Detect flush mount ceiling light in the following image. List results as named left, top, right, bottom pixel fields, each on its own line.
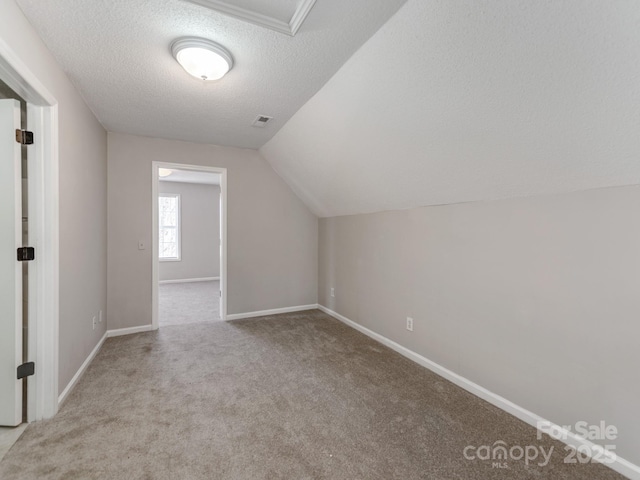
left=158, top=168, right=173, bottom=177
left=171, top=37, right=233, bottom=81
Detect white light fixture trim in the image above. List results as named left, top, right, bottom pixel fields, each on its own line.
left=158, top=168, right=173, bottom=177
left=171, top=37, right=233, bottom=81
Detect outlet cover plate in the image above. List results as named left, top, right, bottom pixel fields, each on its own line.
left=406, top=317, right=413, bottom=332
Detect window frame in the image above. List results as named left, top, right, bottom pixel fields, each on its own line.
left=158, top=193, right=181, bottom=262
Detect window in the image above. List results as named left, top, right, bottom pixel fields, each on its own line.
left=159, top=194, right=181, bottom=261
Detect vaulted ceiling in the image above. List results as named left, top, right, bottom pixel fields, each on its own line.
left=262, top=0, right=640, bottom=217
left=15, top=0, right=406, bottom=148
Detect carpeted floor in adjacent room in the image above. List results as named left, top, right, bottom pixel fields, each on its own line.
left=159, top=280, right=221, bottom=326
left=0, top=310, right=624, bottom=479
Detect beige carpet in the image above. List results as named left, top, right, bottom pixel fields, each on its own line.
left=159, top=280, right=221, bottom=326
left=0, top=310, right=623, bottom=479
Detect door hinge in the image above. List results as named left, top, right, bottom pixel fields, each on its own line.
left=17, top=247, right=35, bottom=262
left=17, top=362, right=35, bottom=380
left=15, top=129, right=34, bottom=145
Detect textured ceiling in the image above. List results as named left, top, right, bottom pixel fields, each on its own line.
left=262, top=0, right=640, bottom=217
left=160, top=170, right=220, bottom=185
left=183, top=0, right=312, bottom=34
left=210, top=0, right=301, bottom=21
left=15, top=0, right=406, bottom=148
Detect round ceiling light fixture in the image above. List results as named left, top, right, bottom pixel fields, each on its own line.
left=158, top=168, right=173, bottom=177
left=171, top=37, right=233, bottom=81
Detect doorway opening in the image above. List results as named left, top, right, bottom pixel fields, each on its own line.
left=152, top=163, right=227, bottom=329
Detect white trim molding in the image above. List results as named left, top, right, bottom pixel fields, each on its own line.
left=182, top=0, right=316, bottom=36
left=0, top=37, right=59, bottom=421
left=159, top=276, right=219, bottom=285
left=58, top=323, right=156, bottom=406
left=152, top=162, right=228, bottom=326
left=107, top=325, right=155, bottom=338
left=226, top=304, right=318, bottom=321
left=57, top=332, right=107, bottom=406
left=317, top=305, right=640, bottom=480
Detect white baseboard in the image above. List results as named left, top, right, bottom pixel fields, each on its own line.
left=58, top=331, right=107, bottom=406
left=107, top=324, right=156, bottom=337
left=159, top=276, right=219, bottom=284
left=226, top=304, right=318, bottom=321
left=57, top=323, right=156, bottom=406
left=317, top=305, right=639, bottom=480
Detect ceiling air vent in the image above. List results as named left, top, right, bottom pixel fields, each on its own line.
left=252, top=115, right=273, bottom=128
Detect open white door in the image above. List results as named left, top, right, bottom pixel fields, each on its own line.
left=0, top=98, right=23, bottom=426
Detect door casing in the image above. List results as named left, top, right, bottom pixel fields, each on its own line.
left=0, top=38, right=60, bottom=421
left=151, top=162, right=228, bottom=328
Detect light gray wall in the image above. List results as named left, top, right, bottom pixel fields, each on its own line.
left=319, top=185, right=640, bottom=466
left=108, top=132, right=318, bottom=329
left=0, top=0, right=107, bottom=391
left=1, top=0, right=108, bottom=392
left=158, top=182, right=220, bottom=281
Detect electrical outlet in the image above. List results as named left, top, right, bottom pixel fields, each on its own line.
left=92, top=316, right=97, bottom=330
left=330, top=288, right=335, bottom=297
left=138, top=240, right=146, bottom=250
left=406, top=317, right=414, bottom=332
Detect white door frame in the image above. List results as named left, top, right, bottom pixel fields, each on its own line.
left=0, top=39, right=60, bottom=421
left=151, top=162, right=227, bottom=327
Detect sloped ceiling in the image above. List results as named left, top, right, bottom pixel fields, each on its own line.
left=15, top=0, right=407, bottom=148
left=160, top=170, right=220, bottom=185
left=261, top=0, right=640, bottom=217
